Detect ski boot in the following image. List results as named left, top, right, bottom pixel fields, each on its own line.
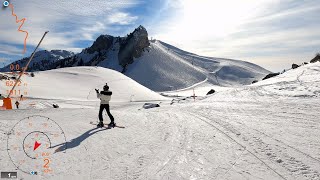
left=108, top=122, right=116, bottom=128
left=97, top=121, right=104, bottom=128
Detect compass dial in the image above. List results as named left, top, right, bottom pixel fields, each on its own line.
left=7, top=115, right=67, bottom=175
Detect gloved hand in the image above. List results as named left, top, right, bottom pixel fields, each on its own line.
left=95, top=89, right=99, bottom=93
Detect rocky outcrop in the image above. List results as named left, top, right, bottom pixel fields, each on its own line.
left=118, top=26, right=150, bottom=71
left=206, top=89, right=216, bottom=95
left=310, top=54, right=320, bottom=63
left=292, top=63, right=299, bottom=69
left=262, top=73, right=280, bottom=80
left=57, top=25, right=150, bottom=72
left=87, top=35, right=114, bottom=54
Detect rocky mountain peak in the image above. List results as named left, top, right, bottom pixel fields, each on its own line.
left=119, top=25, right=150, bottom=70
left=86, top=35, right=114, bottom=54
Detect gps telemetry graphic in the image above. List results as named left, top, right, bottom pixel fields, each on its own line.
left=7, top=115, right=67, bottom=176
left=1, top=1, right=320, bottom=179
left=3, top=1, right=9, bottom=7
left=2, top=0, right=29, bottom=54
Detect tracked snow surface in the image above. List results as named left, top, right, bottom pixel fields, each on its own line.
left=98, top=40, right=271, bottom=91
left=0, top=63, right=320, bottom=180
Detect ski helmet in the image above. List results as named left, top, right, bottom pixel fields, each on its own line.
left=103, top=85, right=109, bottom=91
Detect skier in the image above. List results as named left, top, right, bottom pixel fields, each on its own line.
left=15, top=101, right=20, bottom=109
left=96, top=83, right=115, bottom=127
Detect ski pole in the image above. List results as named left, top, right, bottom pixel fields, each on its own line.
left=7, top=31, right=49, bottom=98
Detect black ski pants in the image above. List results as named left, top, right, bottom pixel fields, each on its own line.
left=99, top=104, right=114, bottom=123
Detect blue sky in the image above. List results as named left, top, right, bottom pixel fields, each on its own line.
left=0, top=0, right=319, bottom=72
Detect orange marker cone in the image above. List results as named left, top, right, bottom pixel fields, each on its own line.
left=3, top=98, right=13, bottom=110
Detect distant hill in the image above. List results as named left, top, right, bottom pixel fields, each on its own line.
left=0, top=50, right=74, bottom=72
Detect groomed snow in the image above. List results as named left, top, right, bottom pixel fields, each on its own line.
left=0, top=63, right=319, bottom=180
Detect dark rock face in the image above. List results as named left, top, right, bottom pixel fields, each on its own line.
left=1, top=26, right=150, bottom=73
left=252, top=80, right=258, bottom=84
left=118, top=26, right=150, bottom=70
left=87, top=35, right=114, bottom=54
left=292, top=63, right=299, bottom=69
left=310, top=54, right=320, bottom=63
left=262, top=73, right=280, bottom=80
left=206, top=89, right=216, bottom=95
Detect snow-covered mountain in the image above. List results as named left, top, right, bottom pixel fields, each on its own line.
left=0, top=50, right=74, bottom=72
left=1, top=26, right=270, bottom=91
left=68, top=38, right=270, bottom=91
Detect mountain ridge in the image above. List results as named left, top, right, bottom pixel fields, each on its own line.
left=1, top=26, right=270, bottom=91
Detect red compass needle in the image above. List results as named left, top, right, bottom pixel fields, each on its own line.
left=34, top=141, right=41, bottom=151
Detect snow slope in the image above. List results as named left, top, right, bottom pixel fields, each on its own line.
left=124, top=41, right=207, bottom=91
left=0, top=67, right=167, bottom=107
left=0, top=63, right=319, bottom=180
left=250, top=62, right=320, bottom=97
left=98, top=40, right=270, bottom=91
left=125, top=40, right=270, bottom=91
left=158, top=41, right=270, bottom=86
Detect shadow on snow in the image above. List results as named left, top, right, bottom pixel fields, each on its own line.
left=51, top=127, right=109, bottom=153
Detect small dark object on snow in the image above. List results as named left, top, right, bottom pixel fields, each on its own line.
left=292, top=63, right=299, bottom=69
left=143, top=103, right=160, bottom=109
left=206, top=89, right=216, bottom=95
left=30, top=72, right=35, bottom=77
left=303, top=62, right=308, bottom=65
left=53, top=104, right=59, bottom=108
left=15, top=101, right=20, bottom=109
left=252, top=80, right=258, bottom=84
left=262, top=73, right=280, bottom=80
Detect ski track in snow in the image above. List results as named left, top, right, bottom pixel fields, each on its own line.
left=1, top=63, right=320, bottom=179
left=186, top=99, right=320, bottom=180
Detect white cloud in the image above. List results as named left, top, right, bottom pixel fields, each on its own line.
left=0, top=0, right=140, bottom=56
left=151, top=0, right=320, bottom=71
left=108, top=12, right=138, bottom=25
left=81, top=22, right=107, bottom=40
left=0, top=44, right=25, bottom=56
left=154, top=0, right=269, bottom=41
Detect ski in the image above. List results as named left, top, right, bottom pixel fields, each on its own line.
left=90, top=121, right=125, bottom=129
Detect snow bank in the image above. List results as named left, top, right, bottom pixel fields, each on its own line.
left=251, top=62, right=320, bottom=97
left=0, top=67, right=168, bottom=103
